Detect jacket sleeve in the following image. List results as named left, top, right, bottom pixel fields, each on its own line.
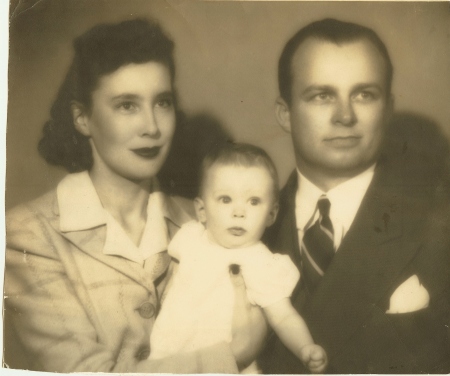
left=4, top=203, right=238, bottom=373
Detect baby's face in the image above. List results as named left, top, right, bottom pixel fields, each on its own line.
left=195, top=164, right=278, bottom=249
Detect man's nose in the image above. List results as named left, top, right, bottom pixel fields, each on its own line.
left=140, top=107, right=161, bottom=138
left=332, top=98, right=356, bottom=127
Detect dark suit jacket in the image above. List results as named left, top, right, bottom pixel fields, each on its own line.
left=260, top=144, right=450, bottom=373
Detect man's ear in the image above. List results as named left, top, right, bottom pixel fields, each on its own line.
left=194, top=197, right=207, bottom=224
left=265, top=202, right=279, bottom=227
left=71, top=101, right=91, bottom=137
left=275, top=96, right=291, bottom=134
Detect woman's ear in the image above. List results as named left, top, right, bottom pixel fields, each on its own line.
left=265, top=202, right=279, bottom=227
left=71, top=101, right=91, bottom=137
left=194, top=197, right=207, bottom=224
left=275, top=96, right=291, bottom=134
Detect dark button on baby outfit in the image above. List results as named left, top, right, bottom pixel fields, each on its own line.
left=138, top=302, right=155, bottom=319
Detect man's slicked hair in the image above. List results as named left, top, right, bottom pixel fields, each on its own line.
left=278, top=18, right=393, bottom=104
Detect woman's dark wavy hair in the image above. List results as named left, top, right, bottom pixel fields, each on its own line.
left=38, top=18, right=176, bottom=172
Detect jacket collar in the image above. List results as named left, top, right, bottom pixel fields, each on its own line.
left=53, top=172, right=193, bottom=289
left=56, top=171, right=184, bottom=232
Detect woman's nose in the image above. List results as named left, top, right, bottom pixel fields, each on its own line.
left=140, top=108, right=161, bottom=138
left=332, top=98, right=356, bottom=127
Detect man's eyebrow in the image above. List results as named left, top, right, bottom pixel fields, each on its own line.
left=301, top=85, right=335, bottom=96
left=155, top=90, right=174, bottom=98
left=352, top=83, right=383, bottom=92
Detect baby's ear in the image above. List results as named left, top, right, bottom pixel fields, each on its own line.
left=266, top=202, right=279, bottom=227
left=194, top=197, right=207, bottom=224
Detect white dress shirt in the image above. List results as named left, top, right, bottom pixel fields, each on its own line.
left=295, top=165, right=376, bottom=250
left=57, top=171, right=169, bottom=265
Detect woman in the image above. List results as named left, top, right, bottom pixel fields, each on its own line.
left=4, top=18, right=264, bottom=373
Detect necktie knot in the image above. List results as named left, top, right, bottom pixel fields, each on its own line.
left=317, top=196, right=331, bottom=217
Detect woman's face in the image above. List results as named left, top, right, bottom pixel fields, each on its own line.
left=76, top=62, right=176, bottom=183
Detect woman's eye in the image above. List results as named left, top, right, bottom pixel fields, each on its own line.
left=219, top=196, right=231, bottom=204
left=117, top=102, right=137, bottom=112
left=249, top=198, right=260, bottom=206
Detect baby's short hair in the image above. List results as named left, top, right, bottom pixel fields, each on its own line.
left=199, top=142, right=279, bottom=202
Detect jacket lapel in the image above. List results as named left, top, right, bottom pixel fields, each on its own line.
left=304, top=162, right=425, bottom=356
left=267, top=172, right=301, bottom=267
left=53, top=193, right=192, bottom=291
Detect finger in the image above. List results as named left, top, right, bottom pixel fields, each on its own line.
left=310, top=363, right=327, bottom=374
left=229, top=264, right=245, bottom=287
left=310, top=347, right=324, bottom=360
left=309, top=359, right=324, bottom=368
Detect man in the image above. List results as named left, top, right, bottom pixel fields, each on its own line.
left=260, top=18, right=450, bottom=373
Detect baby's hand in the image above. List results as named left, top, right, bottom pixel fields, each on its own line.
left=299, top=344, right=328, bottom=374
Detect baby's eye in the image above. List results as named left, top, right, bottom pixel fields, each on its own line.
left=219, top=196, right=231, bottom=204
left=249, top=198, right=261, bottom=206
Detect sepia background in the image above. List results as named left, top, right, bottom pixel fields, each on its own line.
left=6, top=0, right=450, bottom=210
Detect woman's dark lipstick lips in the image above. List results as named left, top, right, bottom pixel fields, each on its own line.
left=131, top=147, right=161, bottom=159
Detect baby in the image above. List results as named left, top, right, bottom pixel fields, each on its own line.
left=150, top=143, right=327, bottom=373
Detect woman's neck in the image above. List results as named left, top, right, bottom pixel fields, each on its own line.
left=89, top=167, right=153, bottom=246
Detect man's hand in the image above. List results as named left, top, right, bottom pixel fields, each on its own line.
left=229, top=265, right=267, bottom=370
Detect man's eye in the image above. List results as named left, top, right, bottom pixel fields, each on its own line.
left=249, top=198, right=260, bottom=206
left=354, top=91, right=377, bottom=102
left=219, top=196, right=231, bottom=204
left=311, top=93, right=332, bottom=102
left=156, top=98, right=173, bottom=108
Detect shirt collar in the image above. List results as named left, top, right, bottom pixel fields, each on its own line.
left=57, top=171, right=171, bottom=263
left=57, top=171, right=172, bottom=231
left=295, top=165, right=376, bottom=232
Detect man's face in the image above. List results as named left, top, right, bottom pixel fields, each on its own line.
left=277, top=38, right=393, bottom=185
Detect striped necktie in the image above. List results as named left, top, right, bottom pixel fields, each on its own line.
left=301, top=195, right=335, bottom=291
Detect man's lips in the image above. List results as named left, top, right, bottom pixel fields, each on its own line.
left=324, top=136, right=361, bottom=148
left=228, top=227, right=246, bottom=236
left=131, top=147, right=161, bottom=159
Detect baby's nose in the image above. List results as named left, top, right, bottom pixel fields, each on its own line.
left=232, top=206, right=245, bottom=218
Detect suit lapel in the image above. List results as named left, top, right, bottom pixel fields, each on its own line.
left=305, top=163, right=424, bottom=356
left=267, top=172, right=301, bottom=267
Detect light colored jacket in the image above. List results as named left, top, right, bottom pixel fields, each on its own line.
left=4, top=173, right=238, bottom=373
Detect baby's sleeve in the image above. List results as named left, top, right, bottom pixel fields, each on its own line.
left=241, top=246, right=300, bottom=308
left=167, top=220, right=202, bottom=261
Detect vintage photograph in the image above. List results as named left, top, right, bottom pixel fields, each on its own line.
left=3, top=0, right=450, bottom=373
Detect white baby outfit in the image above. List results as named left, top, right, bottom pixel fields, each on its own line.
left=150, top=220, right=299, bottom=360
